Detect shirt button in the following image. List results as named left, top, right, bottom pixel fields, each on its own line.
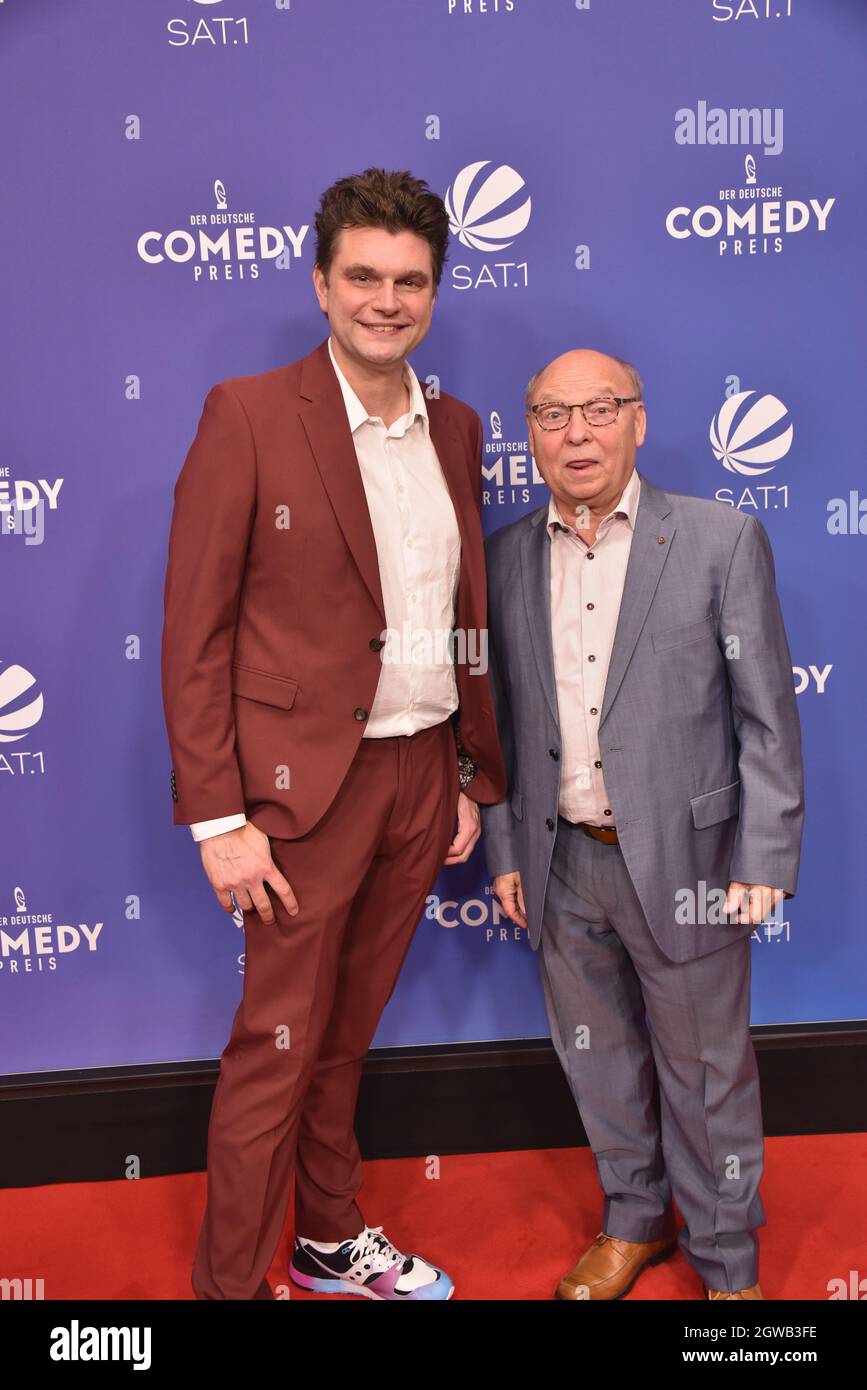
left=586, top=602, right=594, bottom=610
left=354, top=708, right=368, bottom=721
left=590, top=707, right=598, bottom=715
left=586, top=552, right=595, bottom=560
left=369, top=637, right=384, bottom=651
left=588, top=654, right=596, bottom=662
left=594, top=760, right=602, bottom=768
left=603, top=808, right=612, bottom=817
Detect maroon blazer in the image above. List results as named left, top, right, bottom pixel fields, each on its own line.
left=161, top=337, right=507, bottom=839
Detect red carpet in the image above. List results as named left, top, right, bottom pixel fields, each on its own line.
left=2, top=1135, right=865, bottom=1300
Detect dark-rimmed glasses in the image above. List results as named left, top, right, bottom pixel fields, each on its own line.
left=529, top=396, right=641, bottom=429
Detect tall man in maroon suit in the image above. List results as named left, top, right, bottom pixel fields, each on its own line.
left=161, top=168, right=506, bottom=1301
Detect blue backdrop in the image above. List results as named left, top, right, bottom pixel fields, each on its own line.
left=2, top=0, right=865, bottom=1075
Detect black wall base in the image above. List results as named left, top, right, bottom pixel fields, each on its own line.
left=1, top=1027, right=864, bottom=1189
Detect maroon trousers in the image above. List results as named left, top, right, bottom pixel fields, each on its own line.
left=192, top=717, right=459, bottom=1300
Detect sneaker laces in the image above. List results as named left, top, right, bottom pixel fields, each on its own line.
left=346, top=1225, right=404, bottom=1271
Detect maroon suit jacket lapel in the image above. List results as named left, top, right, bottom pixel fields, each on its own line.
left=298, top=340, right=386, bottom=623
left=427, top=400, right=481, bottom=645
left=296, top=338, right=480, bottom=636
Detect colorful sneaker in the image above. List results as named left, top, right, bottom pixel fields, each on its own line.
left=289, top=1224, right=454, bottom=1300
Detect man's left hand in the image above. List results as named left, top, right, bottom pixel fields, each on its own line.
left=444, top=791, right=481, bottom=865
left=723, top=881, right=787, bottom=923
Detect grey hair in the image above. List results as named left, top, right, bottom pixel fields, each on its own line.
left=525, top=354, right=643, bottom=411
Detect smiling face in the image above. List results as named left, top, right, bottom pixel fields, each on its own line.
left=311, top=225, right=437, bottom=374
left=526, top=349, right=646, bottom=522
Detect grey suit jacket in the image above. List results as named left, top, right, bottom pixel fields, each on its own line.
left=479, top=469, right=805, bottom=962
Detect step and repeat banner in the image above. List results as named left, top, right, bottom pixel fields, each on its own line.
left=2, top=0, right=865, bottom=1074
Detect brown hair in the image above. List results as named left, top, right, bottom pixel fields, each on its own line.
left=314, top=167, right=450, bottom=289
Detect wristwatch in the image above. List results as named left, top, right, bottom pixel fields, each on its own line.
left=454, top=726, right=477, bottom=790
left=457, top=751, right=477, bottom=790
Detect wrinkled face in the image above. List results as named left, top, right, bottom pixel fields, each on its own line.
left=526, top=350, right=646, bottom=520
left=312, top=225, right=436, bottom=371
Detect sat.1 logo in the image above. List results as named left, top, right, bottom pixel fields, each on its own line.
left=710, top=381, right=793, bottom=511
left=445, top=161, right=532, bottom=290
left=168, top=0, right=251, bottom=48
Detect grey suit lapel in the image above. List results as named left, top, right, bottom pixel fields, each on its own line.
left=520, top=503, right=560, bottom=732
left=518, top=471, right=675, bottom=737
left=599, top=471, right=674, bottom=728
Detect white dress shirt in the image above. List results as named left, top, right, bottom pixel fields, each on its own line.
left=547, top=468, right=641, bottom=826
left=190, top=338, right=462, bottom=842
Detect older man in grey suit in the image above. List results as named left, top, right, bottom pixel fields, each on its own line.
left=480, top=349, right=804, bottom=1301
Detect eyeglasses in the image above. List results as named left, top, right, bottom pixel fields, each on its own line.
left=529, top=396, right=641, bottom=430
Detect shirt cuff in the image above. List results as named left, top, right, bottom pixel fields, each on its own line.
left=190, top=814, right=247, bottom=842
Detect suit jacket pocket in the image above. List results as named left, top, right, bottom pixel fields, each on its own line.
left=651, top=612, right=715, bottom=652
left=690, top=779, right=740, bottom=829
left=510, top=789, right=524, bottom=821
left=231, top=663, right=299, bottom=710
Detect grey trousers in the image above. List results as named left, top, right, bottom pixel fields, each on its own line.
left=539, top=815, right=766, bottom=1293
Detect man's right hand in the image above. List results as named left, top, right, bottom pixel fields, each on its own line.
left=492, top=871, right=527, bottom=930
left=199, top=821, right=299, bottom=925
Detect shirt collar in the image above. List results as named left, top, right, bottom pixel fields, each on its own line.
left=327, top=335, right=429, bottom=437
left=546, top=468, right=641, bottom=538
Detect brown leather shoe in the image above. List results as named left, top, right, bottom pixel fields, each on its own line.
left=556, top=1231, right=677, bottom=1301
left=705, top=1283, right=763, bottom=1300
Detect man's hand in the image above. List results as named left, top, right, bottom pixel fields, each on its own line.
left=444, top=791, right=481, bottom=865
left=723, top=881, right=786, bottom=924
left=492, top=871, right=528, bottom=929
left=199, top=822, right=299, bottom=925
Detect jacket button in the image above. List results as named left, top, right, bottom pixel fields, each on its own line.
left=369, top=637, right=385, bottom=651
left=549, top=748, right=560, bottom=760
left=354, top=708, right=368, bottom=721
left=546, top=817, right=555, bottom=831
